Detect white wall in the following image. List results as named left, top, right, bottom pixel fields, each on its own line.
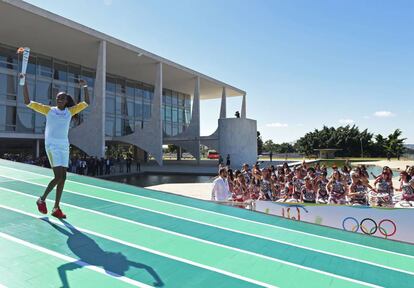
left=219, top=118, right=257, bottom=168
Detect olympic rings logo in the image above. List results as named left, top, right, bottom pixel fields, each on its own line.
left=342, top=217, right=397, bottom=238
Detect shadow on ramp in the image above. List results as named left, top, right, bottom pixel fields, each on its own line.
left=41, top=217, right=164, bottom=288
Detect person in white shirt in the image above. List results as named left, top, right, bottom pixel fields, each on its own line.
left=211, top=168, right=231, bottom=201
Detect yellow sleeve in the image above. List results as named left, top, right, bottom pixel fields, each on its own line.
left=26, top=101, right=51, bottom=116
left=68, top=101, right=89, bottom=116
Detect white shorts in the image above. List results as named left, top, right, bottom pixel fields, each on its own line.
left=45, top=143, right=69, bottom=168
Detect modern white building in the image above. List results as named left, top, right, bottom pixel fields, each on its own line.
left=0, top=0, right=257, bottom=167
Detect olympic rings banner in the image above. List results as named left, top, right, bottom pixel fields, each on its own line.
left=254, top=201, right=414, bottom=244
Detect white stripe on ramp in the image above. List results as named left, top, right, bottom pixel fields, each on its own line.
left=0, top=203, right=277, bottom=288
left=0, top=232, right=151, bottom=288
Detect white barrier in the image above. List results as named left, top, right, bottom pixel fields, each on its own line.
left=254, top=200, right=414, bottom=244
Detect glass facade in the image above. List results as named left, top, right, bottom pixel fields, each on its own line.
left=162, top=88, right=191, bottom=136
left=105, top=76, right=154, bottom=137
left=0, top=43, right=93, bottom=133
left=0, top=43, right=192, bottom=138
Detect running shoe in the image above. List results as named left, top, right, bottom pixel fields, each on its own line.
left=36, top=198, right=47, bottom=214
left=51, top=207, right=67, bottom=219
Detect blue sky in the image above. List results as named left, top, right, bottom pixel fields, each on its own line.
left=26, top=0, right=414, bottom=143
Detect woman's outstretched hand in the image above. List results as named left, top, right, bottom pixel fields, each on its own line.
left=20, top=73, right=30, bottom=105
left=78, top=79, right=90, bottom=104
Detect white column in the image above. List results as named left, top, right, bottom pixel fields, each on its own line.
left=220, top=87, right=226, bottom=119
left=194, top=76, right=201, bottom=163
left=95, top=40, right=107, bottom=157
left=68, top=40, right=106, bottom=157
left=154, top=62, right=163, bottom=165
left=241, top=93, right=247, bottom=119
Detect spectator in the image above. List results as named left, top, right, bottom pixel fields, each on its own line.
left=218, top=155, right=223, bottom=166
left=99, top=157, right=105, bottom=175
left=126, top=157, right=132, bottom=173
left=118, top=156, right=123, bottom=173
left=105, top=157, right=111, bottom=175
left=211, top=168, right=231, bottom=201
left=227, top=169, right=234, bottom=193
left=136, top=159, right=141, bottom=173
left=327, top=170, right=348, bottom=205
left=241, top=163, right=251, bottom=184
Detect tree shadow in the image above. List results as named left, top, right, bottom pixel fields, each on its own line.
left=41, top=217, right=164, bottom=288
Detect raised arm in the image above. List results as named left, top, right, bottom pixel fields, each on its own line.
left=366, top=182, right=376, bottom=192
left=373, top=176, right=381, bottom=186
left=21, top=75, right=51, bottom=115
left=315, top=179, right=321, bottom=198
left=326, top=179, right=333, bottom=193
left=68, top=79, right=90, bottom=116
left=343, top=181, right=349, bottom=197
left=348, top=184, right=356, bottom=197
left=20, top=74, right=30, bottom=105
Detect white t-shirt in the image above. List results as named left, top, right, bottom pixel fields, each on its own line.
left=27, top=101, right=88, bottom=146
left=211, top=177, right=230, bottom=201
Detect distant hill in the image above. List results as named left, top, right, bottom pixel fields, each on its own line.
left=405, top=144, right=414, bottom=154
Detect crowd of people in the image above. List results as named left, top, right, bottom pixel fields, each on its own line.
left=1, top=153, right=50, bottom=167
left=212, top=161, right=414, bottom=208
left=1, top=153, right=140, bottom=176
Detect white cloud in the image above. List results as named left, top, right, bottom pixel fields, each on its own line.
left=363, top=115, right=370, bottom=119
left=103, top=0, right=113, bottom=6
left=338, top=119, right=355, bottom=124
left=266, top=122, right=288, bottom=128
left=374, top=111, right=395, bottom=118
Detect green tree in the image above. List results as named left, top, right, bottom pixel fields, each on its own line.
left=263, top=140, right=297, bottom=154
left=257, top=131, right=263, bottom=155
left=263, top=140, right=276, bottom=153
left=385, top=129, right=406, bottom=159
left=279, top=142, right=296, bottom=153
left=294, top=125, right=385, bottom=157
left=372, top=134, right=387, bottom=157
left=287, top=125, right=406, bottom=158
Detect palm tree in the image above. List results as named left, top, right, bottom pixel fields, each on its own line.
left=385, top=129, right=406, bottom=160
